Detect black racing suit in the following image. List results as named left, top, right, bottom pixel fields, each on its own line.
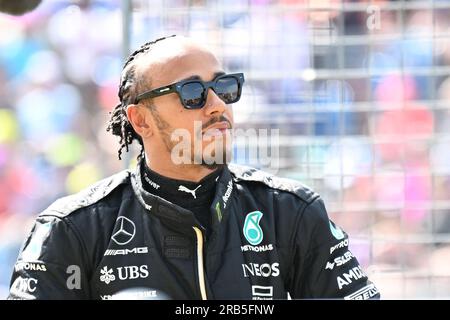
left=8, top=160, right=380, bottom=300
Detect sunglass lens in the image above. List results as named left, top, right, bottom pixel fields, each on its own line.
left=216, top=77, right=239, bottom=104
left=181, top=82, right=205, bottom=108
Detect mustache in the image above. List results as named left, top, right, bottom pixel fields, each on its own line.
left=202, top=115, right=233, bottom=131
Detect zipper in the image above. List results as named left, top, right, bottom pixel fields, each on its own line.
left=192, top=226, right=208, bottom=300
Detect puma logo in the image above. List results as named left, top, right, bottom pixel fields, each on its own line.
left=178, top=185, right=202, bottom=199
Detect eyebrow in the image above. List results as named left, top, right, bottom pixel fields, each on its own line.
left=179, top=71, right=226, bottom=82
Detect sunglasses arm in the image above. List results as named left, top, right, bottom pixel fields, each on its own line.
left=135, top=85, right=176, bottom=103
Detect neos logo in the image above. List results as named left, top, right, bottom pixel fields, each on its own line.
left=242, top=263, right=280, bottom=278
left=111, top=216, right=136, bottom=245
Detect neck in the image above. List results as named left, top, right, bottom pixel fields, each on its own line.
left=144, top=152, right=218, bottom=183
left=141, top=156, right=223, bottom=208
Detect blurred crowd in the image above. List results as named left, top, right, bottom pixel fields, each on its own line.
left=0, top=0, right=125, bottom=297
left=1, top=0, right=450, bottom=299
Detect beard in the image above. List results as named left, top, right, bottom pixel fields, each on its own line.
left=151, top=110, right=232, bottom=169
left=199, top=134, right=233, bottom=169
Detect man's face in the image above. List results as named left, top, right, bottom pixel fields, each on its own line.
left=136, top=38, right=234, bottom=169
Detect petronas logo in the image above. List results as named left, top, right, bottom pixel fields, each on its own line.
left=243, top=211, right=263, bottom=245
left=329, top=221, right=345, bottom=240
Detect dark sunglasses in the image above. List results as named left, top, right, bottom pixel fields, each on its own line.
left=134, top=73, right=245, bottom=109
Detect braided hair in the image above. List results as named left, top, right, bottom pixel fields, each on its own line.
left=106, top=35, right=176, bottom=160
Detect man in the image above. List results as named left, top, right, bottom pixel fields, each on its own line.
left=8, top=35, right=379, bottom=300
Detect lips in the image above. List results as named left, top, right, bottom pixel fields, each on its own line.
left=203, top=121, right=231, bottom=137
left=206, top=121, right=230, bottom=131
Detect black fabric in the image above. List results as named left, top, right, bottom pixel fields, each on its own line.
left=8, top=159, right=380, bottom=300
left=141, top=164, right=222, bottom=238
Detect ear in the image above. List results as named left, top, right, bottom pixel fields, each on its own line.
left=126, top=104, right=153, bottom=138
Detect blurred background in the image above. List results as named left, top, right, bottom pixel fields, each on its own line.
left=1, top=0, right=450, bottom=299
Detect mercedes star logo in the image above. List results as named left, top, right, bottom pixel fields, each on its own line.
left=111, top=216, right=136, bottom=245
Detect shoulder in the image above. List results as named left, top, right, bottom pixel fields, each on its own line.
left=40, top=169, right=131, bottom=219
left=227, top=164, right=332, bottom=251
left=227, top=163, right=318, bottom=204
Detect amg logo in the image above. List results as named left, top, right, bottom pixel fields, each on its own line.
left=104, top=247, right=148, bottom=256
left=241, top=244, right=273, bottom=252
left=337, top=266, right=366, bottom=290
left=15, top=262, right=47, bottom=272
left=330, top=239, right=349, bottom=254
left=222, top=180, right=233, bottom=208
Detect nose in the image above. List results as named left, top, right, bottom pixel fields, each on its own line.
left=204, top=88, right=227, bottom=116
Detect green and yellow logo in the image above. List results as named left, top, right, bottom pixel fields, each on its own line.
left=215, top=202, right=223, bottom=223
left=243, top=211, right=263, bottom=245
